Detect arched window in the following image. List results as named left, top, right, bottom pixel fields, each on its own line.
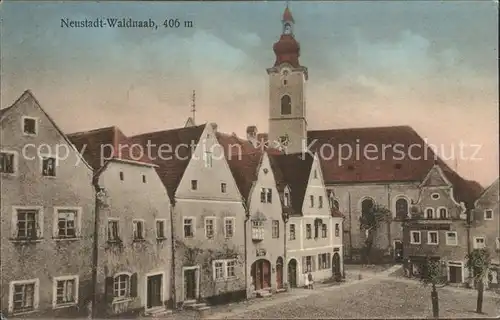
left=335, top=224, right=340, bottom=237
left=426, top=208, right=435, bottom=219
left=439, top=208, right=448, bottom=219
left=361, top=198, right=374, bottom=215
left=395, top=198, right=409, bottom=219
left=281, top=95, right=292, bottom=115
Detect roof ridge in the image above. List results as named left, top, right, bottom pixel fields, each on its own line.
left=68, top=125, right=118, bottom=136
left=131, top=123, right=206, bottom=139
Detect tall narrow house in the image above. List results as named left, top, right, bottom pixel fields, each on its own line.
left=68, top=126, right=173, bottom=317
left=0, top=91, right=95, bottom=317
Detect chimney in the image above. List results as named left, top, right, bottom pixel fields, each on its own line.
left=246, top=126, right=258, bottom=141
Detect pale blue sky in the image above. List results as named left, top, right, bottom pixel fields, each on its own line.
left=1, top=1, right=498, bottom=185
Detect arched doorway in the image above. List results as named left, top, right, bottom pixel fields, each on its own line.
left=332, top=253, right=341, bottom=280
left=251, top=259, right=271, bottom=291
left=276, top=257, right=284, bottom=289
left=287, top=259, right=298, bottom=288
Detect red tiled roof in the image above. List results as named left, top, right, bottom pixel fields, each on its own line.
left=68, top=126, right=154, bottom=171
left=129, top=124, right=206, bottom=201
left=306, top=125, right=483, bottom=208
left=283, top=6, right=294, bottom=23
left=269, top=153, right=314, bottom=215
left=226, top=152, right=263, bottom=203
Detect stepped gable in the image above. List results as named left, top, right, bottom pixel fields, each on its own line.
left=68, top=126, right=153, bottom=171
left=307, top=125, right=483, bottom=208
left=129, top=124, right=206, bottom=201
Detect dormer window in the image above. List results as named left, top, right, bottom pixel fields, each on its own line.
left=284, top=190, right=290, bottom=207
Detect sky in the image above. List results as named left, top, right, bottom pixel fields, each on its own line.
left=1, top=1, right=498, bottom=186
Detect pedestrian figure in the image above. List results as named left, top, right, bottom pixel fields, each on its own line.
left=303, top=272, right=309, bottom=289
left=308, top=272, right=314, bottom=289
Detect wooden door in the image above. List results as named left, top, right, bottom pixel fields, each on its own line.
left=147, top=274, right=163, bottom=308
left=184, top=269, right=197, bottom=300
left=288, top=259, right=297, bottom=288
left=255, top=261, right=263, bottom=290
left=262, top=260, right=271, bottom=288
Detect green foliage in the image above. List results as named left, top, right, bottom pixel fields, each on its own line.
left=359, top=204, right=391, bottom=231
left=420, top=257, right=447, bottom=287
left=466, top=248, right=492, bottom=281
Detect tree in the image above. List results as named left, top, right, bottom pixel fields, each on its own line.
left=359, top=204, right=391, bottom=264
left=466, top=248, right=492, bottom=314
left=420, top=257, right=447, bottom=319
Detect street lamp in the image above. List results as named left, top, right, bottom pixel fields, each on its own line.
left=282, top=211, right=290, bottom=290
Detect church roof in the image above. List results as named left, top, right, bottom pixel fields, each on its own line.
left=307, top=125, right=483, bottom=208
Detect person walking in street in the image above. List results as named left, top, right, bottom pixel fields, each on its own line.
left=303, top=272, right=309, bottom=289
left=308, top=272, right=314, bottom=289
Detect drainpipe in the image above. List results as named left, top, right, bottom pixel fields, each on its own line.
left=91, top=175, right=103, bottom=319
left=466, top=208, right=472, bottom=286
left=243, top=201, right=250, bottom=299
left=348, top=192, right=353, bottom=261
left=387, top=185, right=392, bottom=258
left=170, top=199, right=177, bottom=309
left=283, top=211, right=288, bottom=290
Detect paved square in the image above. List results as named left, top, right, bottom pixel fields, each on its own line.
left=224, top=278, right=500, bottom=319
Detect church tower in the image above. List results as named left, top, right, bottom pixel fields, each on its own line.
left=267, top=5, right=308, bottom=154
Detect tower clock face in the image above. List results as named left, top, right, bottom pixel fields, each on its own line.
left=284, top=23, right=292, bottom=35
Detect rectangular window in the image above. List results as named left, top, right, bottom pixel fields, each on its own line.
left=306, top=224, right=312, bottom=239
left=313, top=170, right=318, bottom=179
left=205, top=217, right=215, bottom=239
left=321, top=224, right=327, bottom=238
left=56, top=209, right=77, bottom=239
left=226, top=260, right=236, bottom=278
left=54, top=276, right=78, bottom=307
left=191, top=180, right=198, bottom=190
left=289, top=224, right=296, bottom=240
left=12, top=280, right=37, bottom=313
left=132, top=220, right=144, bottom=240
left=119, top=171, right=124, bottom=181
left=16, top=209, right=40, bottom=240
left=306, top=256, right=312, bottom=272
left=319, top=196, right=323, bottom=208
left=213, top=259, right=237, bottom=280
left=107, top=219, right=120, bottom=241
left=266, top=188, right=272, bottom=203
left=335, top=224, right=340, bottom=237
left=318, top=253, right=330, bottom=270
left=474, top=237, right=486, bottom=249
left=113, top=274, right=130, bottom=299
left=446, top=232, right=457, bottom=246
left=204, top=152, right=213, bottom=168
left=213, top=261, right=224, bottom=280
left=485, top=209, right=493, bottom=220
left=42, top=156, right=56, bottom=177
left=260, top=188, right=266, bottom=203
left=224, top=218, right=234, bottom=238
left=184, top=218, right=194, bottom=238
left=410, top=231, right=421, bottom=244
left=310, top=195, right=314, bottom=208
left=272, top=220, right=279, bottom=238
left=0, top=151, right=15, bottom=174
left=156, top=219, right=166, bottom=239
left=284, top=192, right=290, bottom=207
left=142, top=174, right=146, bottom=183
left=427, top=231, right=439, bottom=245
left=221, top=183, right=227, bottom=193
left=251, top=220, right=264, bottom=240
left=23, top=117, right=37, bottom=135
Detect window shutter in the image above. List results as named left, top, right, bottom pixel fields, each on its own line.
left=130, top=273, right=138, bottom=297
left=105, top=277, right=114, bottom=302
left=302, top=257, right=306, bottom=274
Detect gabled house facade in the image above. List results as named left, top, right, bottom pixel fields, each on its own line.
left=0, top=91, right=95, bottom=317
left=131, top=123, right=247, bottom=307
left=68, top=126, right=173, bottom=316
left=270, top=152, right=343, bottom=288
left=227, top=151, right=286, bottom=298
left=470, top=178, right=499, bottom=289
left=402, top=165, right=470, bottom=285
